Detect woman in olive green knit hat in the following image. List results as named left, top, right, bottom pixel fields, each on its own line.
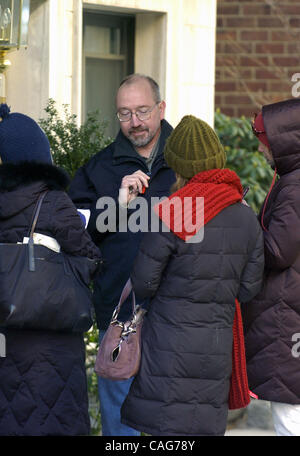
left=121, top=115, right=264, bottom=436
left=165, top=114, right=226, bottom=177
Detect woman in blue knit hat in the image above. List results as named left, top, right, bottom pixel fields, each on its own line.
left=0, top=105, right=101, bottom=436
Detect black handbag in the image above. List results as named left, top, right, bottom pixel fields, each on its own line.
left=0, top=191, right=98, bottom=332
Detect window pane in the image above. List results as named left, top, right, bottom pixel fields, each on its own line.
left=84, top=25, right=121, bottom=55
left=83, top=12, right=135, bottom=138
left=85, top=57, right=124, bottom=138
left=84, top=26, right=110, bottom=54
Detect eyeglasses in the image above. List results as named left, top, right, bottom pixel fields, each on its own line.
left=251, top=113, right=265, bottom=137
left=116, top=102, right=160, bottom=122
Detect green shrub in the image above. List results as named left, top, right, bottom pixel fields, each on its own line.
left=39, top=98, right=112, bottom=178
left=214, top=109, right=275, bottom=213
left=85, top=323, right=102, bottom=435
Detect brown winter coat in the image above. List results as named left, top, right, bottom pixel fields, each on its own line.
left=242, top=98, right=300, bottom=404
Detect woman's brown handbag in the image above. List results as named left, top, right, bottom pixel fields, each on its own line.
left=94, top=278, right=147, bottom=380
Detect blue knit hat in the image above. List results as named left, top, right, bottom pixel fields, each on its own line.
left=0, top=104, right=52, bottom=164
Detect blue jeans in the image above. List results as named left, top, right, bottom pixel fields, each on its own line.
left=97, top=331, right=140, bottom=436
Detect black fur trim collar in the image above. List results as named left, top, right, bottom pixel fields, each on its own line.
left=0, top=162, right=70, bottom=191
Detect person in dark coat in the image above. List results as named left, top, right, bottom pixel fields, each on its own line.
left=120, top=115, right=264, bottom=436
left=242, top=98, right=300, bottom=436
left=68, top=74, right=175, bottom=436
left=0, top=104, right=101, bottom=436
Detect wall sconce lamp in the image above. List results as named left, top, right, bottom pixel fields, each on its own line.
left=0, top=0, right=30, bottom=102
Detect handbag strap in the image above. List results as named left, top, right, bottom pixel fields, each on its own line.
left=111, top=278, right=137, bottom=322
left=28, top=191, right=48, bottom=271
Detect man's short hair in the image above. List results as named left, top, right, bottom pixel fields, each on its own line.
left=119, top=74, right=161, bottom=103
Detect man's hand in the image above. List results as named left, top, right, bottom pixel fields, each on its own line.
left=118, top=170, right=150, bottom=207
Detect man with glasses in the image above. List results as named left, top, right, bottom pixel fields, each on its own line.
left=69, top=74, right=175, bottom=436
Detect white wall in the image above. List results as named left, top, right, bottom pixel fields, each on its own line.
left=5, top=0, right=80, bottom=122
left=4, top=0, right=217, bottom=127
left=86, top=0, right=217, bottom=127
left=6, top=0, right=50, bottom=120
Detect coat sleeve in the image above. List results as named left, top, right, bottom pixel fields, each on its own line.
left=68, top=165, right=104, bottom=244
left=68, top=160, right=127, bottom=245
left=50, top=191, right=102, bottom=260
left=263, top=185, right=300, bottom=270
left=238, top=215, right=265, bottom=303
left=68, top=165, right=96, bottom=209
left=131, top=230, right=175, bottom=299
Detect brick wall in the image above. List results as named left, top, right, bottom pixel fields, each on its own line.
left=216, top=0, right=300, bottom=117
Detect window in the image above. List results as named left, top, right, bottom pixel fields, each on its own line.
left=83, top=11, right=135, bottom=138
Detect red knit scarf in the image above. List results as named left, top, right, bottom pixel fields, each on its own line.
left=155, top=168, right=254, bottom=410
left=154, top=168, right=243, bottom=241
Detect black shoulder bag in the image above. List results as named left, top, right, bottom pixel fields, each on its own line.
left=0, top=191, right=98, bottom=332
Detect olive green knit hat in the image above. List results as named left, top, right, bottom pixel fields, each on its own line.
left=164, top=115, right=226, bottom=178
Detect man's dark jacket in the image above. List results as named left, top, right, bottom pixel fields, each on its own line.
left=69, top=120, right=175, bottom=329
left=242, top=98, right=300, bottom=404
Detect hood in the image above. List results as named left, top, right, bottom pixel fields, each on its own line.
left=263, top=98, right=300, bottom=176
left=0, top=162, right=70, bottom=219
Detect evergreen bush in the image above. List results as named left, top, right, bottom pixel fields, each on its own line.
left=39, top=98, right=112, bottom=178
left=215, top=109, right=275, bottom=213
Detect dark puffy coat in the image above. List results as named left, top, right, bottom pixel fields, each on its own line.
left=121, top=202, right=264, bottom=436
left=68, top=120, right=175, bottom=329
left=242, top=98, right=300, bottom=404
left=0, top=162, right=101, bottom=436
